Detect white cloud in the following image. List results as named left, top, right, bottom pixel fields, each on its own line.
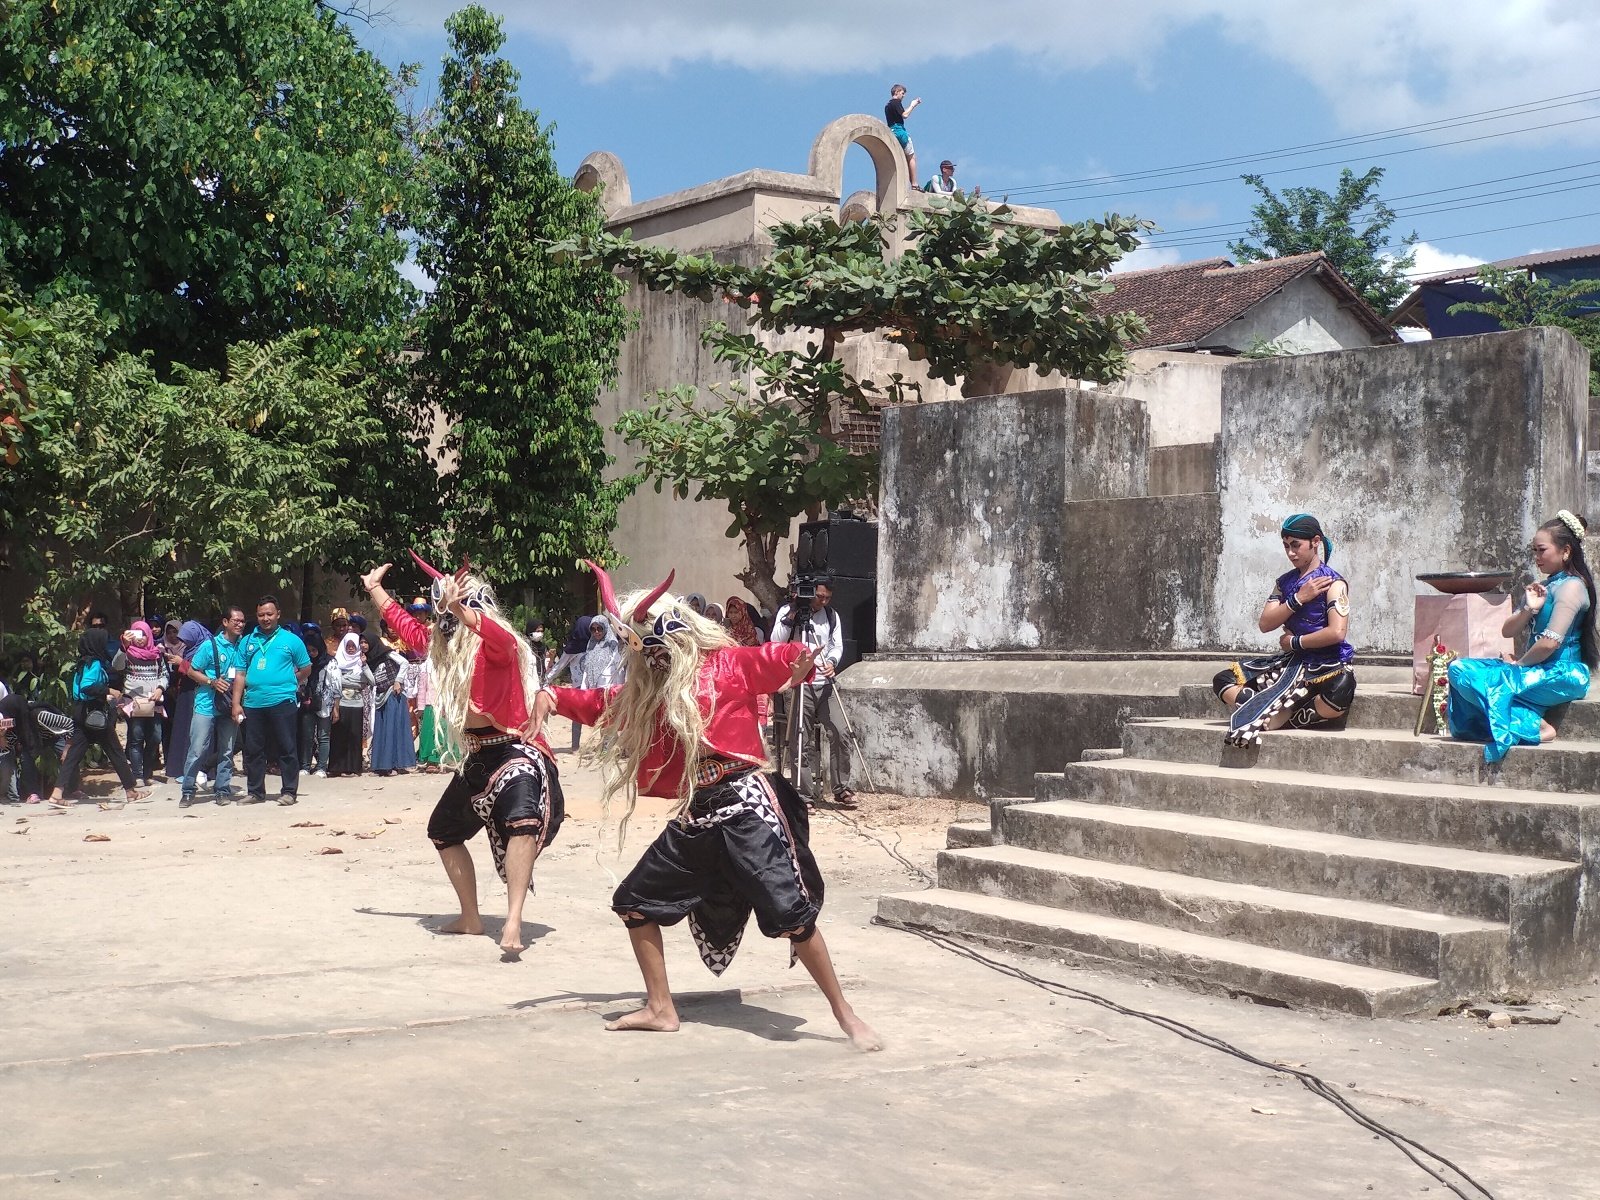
left=381, top=1, right=1600, bottom=144
left=1116, top=243, right=1185, bottom=273
left=1402, top=241, right=1485, bottom=279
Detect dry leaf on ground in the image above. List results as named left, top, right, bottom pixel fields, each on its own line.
left=315, top=846, right=343, bottom=855
left=382, top=817, right=402, bottom=824
left=242, top=835, right=261, bottom=843
left=290, top=821, right=324, bottom=828
left=354, top=830, right=384, bottom=840
left=83, top=832, right=111, bottom=842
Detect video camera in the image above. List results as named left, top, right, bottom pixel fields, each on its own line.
left=782, top=573, right=829, bottom=621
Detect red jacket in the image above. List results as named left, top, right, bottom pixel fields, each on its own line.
left=382, top=599, right=551, bottom=755
left=549, top=642, right=805, bottom=798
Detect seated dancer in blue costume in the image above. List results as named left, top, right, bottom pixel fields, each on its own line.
left=1447, top=511, right=1596, bottom=762
left=1212, top=513, right=1356, bottom=746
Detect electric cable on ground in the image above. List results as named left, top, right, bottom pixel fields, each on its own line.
left=872, top=917, right=1498, bottom=1200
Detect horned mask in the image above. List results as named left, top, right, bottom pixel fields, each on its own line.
left=410, top=549, right=490, bottom=636
left=583, top=560, right=683, bottom=655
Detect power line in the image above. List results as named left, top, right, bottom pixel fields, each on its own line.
left=1017, top=110, right=1600, bottom=208
left=1142, top=175, right=1600, bottom=251
left=1007, top=88, right=1600, bottom=197
left=1136, top=158, right=1600, bottom=242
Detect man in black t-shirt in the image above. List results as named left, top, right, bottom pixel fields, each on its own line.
left=884, top=83, right=921, bottom=187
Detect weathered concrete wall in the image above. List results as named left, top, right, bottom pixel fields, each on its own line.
left=1149, top=440, right=1218, bottom=497
left=1057, top=493, right=1220, bottom=650
left=837, top=658, right=1229, bottom=798
left=1098, top=350, right=1226, bottom=447
left=1215, top=327, right=1589, bottom=654
left=596, top=249, right=776, bottom=600
left=1210, top=274, right=1384, bottom=354
left=877, top=389, right=1150, bottom=652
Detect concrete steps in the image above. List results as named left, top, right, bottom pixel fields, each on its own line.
left=1123, top=717, right=1600, bottom=794
left=1044, top=757, right=1597, bottom=860
left=878, top=666, right=1600, bottom=1014
left=935, top=844, right=1507, bottom=987
left=1177, top=682, right=1600, bottom=737
left=878, top=889, right=1442, bottom=1017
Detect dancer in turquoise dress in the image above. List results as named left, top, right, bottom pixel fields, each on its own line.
left=1447, top=511, right=1597, bottom=762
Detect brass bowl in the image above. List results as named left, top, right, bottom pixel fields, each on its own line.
left=1416, top=572, right=1515, bottom=595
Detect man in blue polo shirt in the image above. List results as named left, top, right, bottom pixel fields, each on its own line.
left=180, top=605, right=249, bottom=809
left=232, top=595, right=311, bottom=806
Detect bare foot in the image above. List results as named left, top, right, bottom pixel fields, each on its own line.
left=439, top=915, right=484, bottom=935
left=499, top=922, right=525, bottom=954
left=605, top=1006, right=680, bottom=1033
left=839, top=1011, right=884, bottom=1053
left=1540, top=720, right=1558, bottom=744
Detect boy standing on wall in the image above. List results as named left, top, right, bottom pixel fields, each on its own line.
left=884, top=83, right=921, bottom=186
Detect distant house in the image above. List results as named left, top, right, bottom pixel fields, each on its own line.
left=1091, top=252, right=1397, bottom=354
left=1391, top=243, right=1600, bottom=338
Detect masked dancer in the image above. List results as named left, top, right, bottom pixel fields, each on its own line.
left=362, top=558, right=563, bottom=955
left=1212, top=513, right=1355, bottom=746
left=533, top=562, right=881, bottom=1052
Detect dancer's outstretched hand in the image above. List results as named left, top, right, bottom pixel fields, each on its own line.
left=788, top=648, right=817, bottom=687
left=361, top=563, right=391, bottom=592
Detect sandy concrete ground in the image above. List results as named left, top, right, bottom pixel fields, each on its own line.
left=3, top=751, right=1599, bottom=1199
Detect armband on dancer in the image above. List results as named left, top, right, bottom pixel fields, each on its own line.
left=1285, top=592, right=1305, bottom=614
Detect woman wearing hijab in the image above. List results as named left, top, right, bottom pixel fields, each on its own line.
left=570, top=614, right=624, bottom=753
left=327, top=633, right=372, bottom=777
left=119, top=621, right=169, bottom=788
left=299, top=622, right=333, bottom=778
left=725, top=596, right=771, bottom=734
left=368, top=630, right=417, bottom=776
left=543, top=615, right=593, bottom=686
left=48, top=629, right=148, bottom=808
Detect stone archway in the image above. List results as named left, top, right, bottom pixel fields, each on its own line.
left=573, top=150, right=631, bottom=218
left=807, top=114, right=908, bottom=213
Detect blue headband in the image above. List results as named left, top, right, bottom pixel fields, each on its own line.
left=1281, top=513, right=1332, bottom=563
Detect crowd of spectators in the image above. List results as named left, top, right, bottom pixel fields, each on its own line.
left=0, top=586, right=810, bottom=809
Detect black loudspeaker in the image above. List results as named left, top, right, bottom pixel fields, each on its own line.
left=827, top=576, right=876, bottom=669
left=796, top=519, right=878, bottom=579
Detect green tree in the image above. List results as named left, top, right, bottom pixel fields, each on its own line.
left=1448, top=266, right=1600, bottom=394
left=1, top=282, right=390, bottom=642
left=1229, top=167, right=1416, bottom=313
left=0, top=0, right=419, bottom=370
left=411, top=6, right=630, bottom=612
left=560, top=196, right=1149, bottom=610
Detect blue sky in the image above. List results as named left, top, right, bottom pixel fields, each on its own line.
left=360, top=1, right=1600, bottom=283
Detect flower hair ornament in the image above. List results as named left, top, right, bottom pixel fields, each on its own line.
left=1557, top=510, right=1587, bottom=544
left=409, top=549, right=490, bottom=635
left=583, top=559, right=682, bottom=653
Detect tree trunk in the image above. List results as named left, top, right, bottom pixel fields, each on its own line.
left=962, top=360, right=1017, bottom=399
left=735, top=525, right=785, bottom=616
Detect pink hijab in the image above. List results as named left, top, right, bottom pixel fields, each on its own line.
left=123, top=620, right=162, bottom=662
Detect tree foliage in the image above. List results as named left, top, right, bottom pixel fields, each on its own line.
left=558, top=195, right=1149, bottom=608
left=411, top=5, right=630, bottom=614
left=0, top=0, right=419, bottom=370
left=1229, top=167, right=1416, bottom=313
left=1448, top=266, right=1600, bottom=394
left=2, top=283, right=388, bottom=645
left=615, top=327, right=888, bottom=611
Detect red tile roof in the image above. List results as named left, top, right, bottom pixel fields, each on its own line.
left=1092, top=252, right=1396, bottom=349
